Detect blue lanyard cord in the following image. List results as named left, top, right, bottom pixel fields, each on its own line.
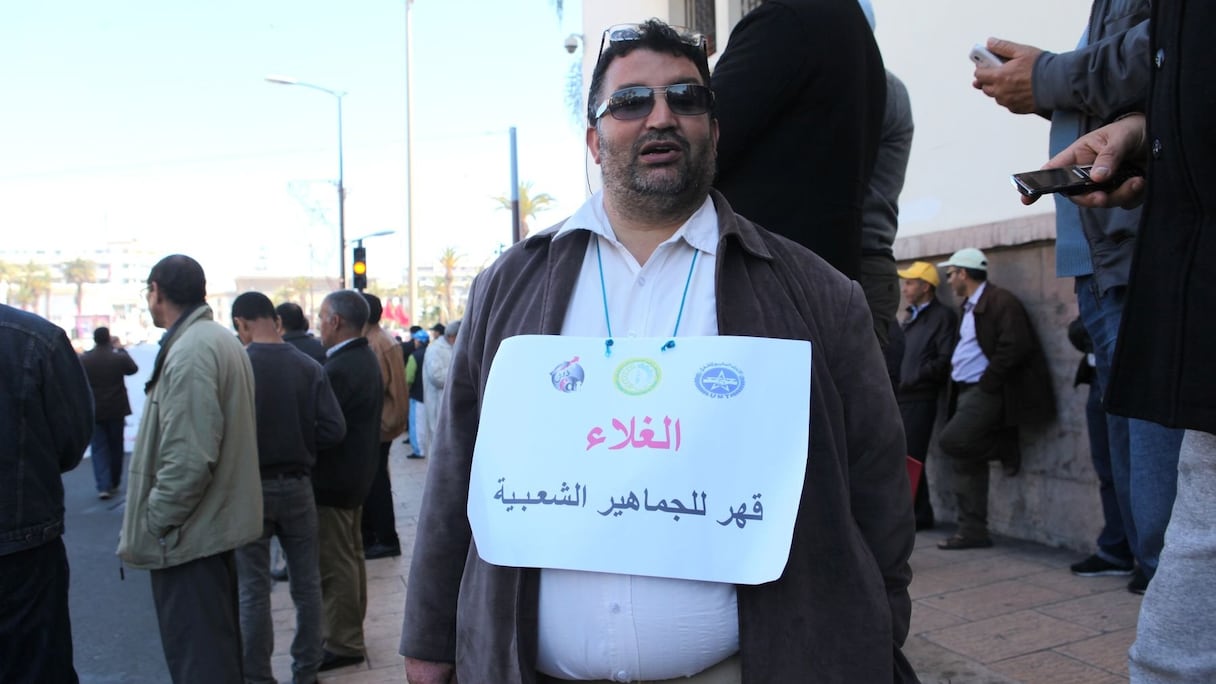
left=664, top=249, right=698, bottom=351
left=594, top=234, right=699, bottom=355
left=594, top=236, right=615, bottom=356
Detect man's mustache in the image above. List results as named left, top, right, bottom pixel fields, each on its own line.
left=633, top=131, right=690, bottom=156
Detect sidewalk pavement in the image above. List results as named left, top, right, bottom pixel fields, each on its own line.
left=272, top=443, right=1139, bottom=683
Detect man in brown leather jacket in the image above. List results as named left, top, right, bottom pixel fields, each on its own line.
left=400, top=18, right=916, bottom=684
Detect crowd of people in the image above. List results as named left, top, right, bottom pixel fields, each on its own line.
left=2, top=1, right=1211, bottom=682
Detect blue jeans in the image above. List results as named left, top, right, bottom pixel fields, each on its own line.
left=1085, top=381, right=1133, bottom=566
left=90, top=418, right=125, bottom=492
left=409, top=398, right=427, bottom=456
left=234, top=475, right=323, bottom=684
left=1077, top=276, right=1183, bottom=578
left=0, top=537, right=78, bottom=684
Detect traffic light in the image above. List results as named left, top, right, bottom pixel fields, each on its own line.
left=352, top=245, right=367, bottom=290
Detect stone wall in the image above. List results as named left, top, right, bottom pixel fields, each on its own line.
left=895, top=212, right=1102, bottom=552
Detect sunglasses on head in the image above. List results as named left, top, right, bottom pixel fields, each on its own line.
left=597, top=22, right=708, bottom=58
left=594, top=83, right=714, bottom=121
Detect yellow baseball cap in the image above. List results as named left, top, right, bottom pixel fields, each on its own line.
left=897, top=261, right=940, bottom=288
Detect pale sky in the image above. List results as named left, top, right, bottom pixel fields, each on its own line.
left=1, top=0, right=589, bottom=284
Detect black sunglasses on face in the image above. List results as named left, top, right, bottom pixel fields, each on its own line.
left=594, top=84, right=714, bottom=121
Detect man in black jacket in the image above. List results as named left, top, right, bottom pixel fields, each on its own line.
left=80, top=326, right=138, bottom=499
left=711, top=0, right=885, bottom=280
left=1025, top=2, right=1216, bottom=670
left=314, top=290, right=384, bottom=671
left=277, top=302, right=327, bottom=365
left=895, top=262, right=957, bottom=530
left=0, top=304, right=93, bottom=684
left=232, top=291, right=346, bottom=684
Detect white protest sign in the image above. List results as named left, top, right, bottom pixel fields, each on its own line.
left=468, top=335, right=811, bottom=585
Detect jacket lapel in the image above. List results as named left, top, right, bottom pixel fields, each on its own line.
left=538, top=229, right=589, bottom=335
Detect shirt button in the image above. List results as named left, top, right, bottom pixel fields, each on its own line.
left=1155, top=48, right=1165, bottom=69
left=1152, top=138, right=1163, bottom=159
left=609, top=602, right=621, bottom=614
left=615, top=671, right=629, bottom=682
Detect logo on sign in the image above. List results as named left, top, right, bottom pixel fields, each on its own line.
left=549, top=356, right=585, bottom=393
left=614, top=358, right=661, bottom=396
left=695, top=363, right=745, bottom=399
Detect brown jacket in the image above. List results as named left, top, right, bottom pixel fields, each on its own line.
left=971, top=282, right=1056, bottom=427
left=401, top=191, right=917, bottom=683
left=365, top=323, right=408, bottom=442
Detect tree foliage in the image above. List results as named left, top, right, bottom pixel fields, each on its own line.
left=11, top=262, right=52, bottom=312
left=492, top=181, right=556, bottom=240
left=60, top=258, right=97, bottom=316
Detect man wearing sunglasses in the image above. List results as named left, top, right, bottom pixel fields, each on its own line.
left=402, top=19, right=915, bottom=684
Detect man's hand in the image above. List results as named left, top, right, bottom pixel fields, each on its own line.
left=404, top=657, right=456, bottom=684
left=1021, top=113, right=1149, bottom=209
left=972, top=38, right=1042, bottom=114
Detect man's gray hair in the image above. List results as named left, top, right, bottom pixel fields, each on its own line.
left=445, top=319, right=461, bottom=340
left=323, top=290, right=370, bottom=331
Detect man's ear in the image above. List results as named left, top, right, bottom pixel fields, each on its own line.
left=586, top=125, right=602, bottom=165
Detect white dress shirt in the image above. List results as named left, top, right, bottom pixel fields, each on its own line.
left=950, top=282, right=989, bottom=383
left=535, top=192, right=739, bottom=682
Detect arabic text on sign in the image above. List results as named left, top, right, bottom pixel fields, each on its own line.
left=586, top=415, right=682, bottom=452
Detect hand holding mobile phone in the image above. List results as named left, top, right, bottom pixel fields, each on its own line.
left=969, top=44, right=1007, bottom=69
left=1010, top=165, right=1141, bottom=197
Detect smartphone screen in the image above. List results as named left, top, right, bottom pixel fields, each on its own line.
left=1011, top=166, right=1094, bottom=196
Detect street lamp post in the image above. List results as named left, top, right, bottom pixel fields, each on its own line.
left=404, top=1, right=418, bottom=327
left=265, top=75, right=348, bottom=288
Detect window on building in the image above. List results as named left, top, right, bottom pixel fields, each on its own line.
left=740, top=0, right=765, bottom=18
left=684, top=0, right=717, bottom=56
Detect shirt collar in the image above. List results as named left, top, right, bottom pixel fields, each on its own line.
left=555, top=191, right=719, bottom=256
left=326, top=337, right=358, bottom=357
left=967, top=282, right=988, bottom=309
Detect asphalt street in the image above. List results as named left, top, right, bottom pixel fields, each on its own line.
left=63, top=342, right=168, bottom=683
left=63, top=461, right=169, bottom=684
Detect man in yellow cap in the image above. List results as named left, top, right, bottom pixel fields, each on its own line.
left=895, top=261, right=957, bottom=529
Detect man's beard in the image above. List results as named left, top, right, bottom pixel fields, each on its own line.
left=598, top=128, right=716, bottom=223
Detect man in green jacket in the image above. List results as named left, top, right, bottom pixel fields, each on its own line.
left=117, top=254, right=263, bottom=684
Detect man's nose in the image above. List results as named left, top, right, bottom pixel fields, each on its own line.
left=644, top=92, right=678, bottom=128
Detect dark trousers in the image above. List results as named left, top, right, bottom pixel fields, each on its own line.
left=90, top=418, right=125, bottom=492
left=900, top=398, right=939, bottom=527
left=360, top=442, right=399, bottom=548
left=0, top=538, right=78, bottom=684
left=150, top=551, right=243, bottom=684
left=235, top=475, right=323, bottom=683
left=1085, top=382, right=1134, bottom=565
left=938, top=384, right=1017, bottom=538
left=859, top=254, right=900, bottom=347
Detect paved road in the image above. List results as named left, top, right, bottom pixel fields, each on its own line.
left=63, top=460, right=169, bottom=683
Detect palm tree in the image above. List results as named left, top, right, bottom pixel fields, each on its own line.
left=437, top=247, right=463, bottom=321
left=12, top=262, right=52, bottom=313
left=60, top=258, right=97, bottom=317
left=492, top=181, right=556, bottom=240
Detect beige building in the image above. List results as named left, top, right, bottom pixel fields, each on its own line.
left=574, top=1, right=1106, bottom=551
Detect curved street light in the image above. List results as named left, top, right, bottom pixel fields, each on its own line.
left=265, top=75, right=348, bottom=288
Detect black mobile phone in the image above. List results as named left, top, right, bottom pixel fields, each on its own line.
left=1010, top=165, right=1138, bottom=197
